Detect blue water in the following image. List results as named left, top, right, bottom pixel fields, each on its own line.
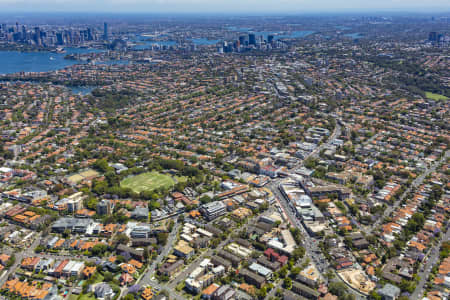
left=344, top=33, right=363, bottom=39
left=227, top=26, right=252, bottom=31
left=336, top=26, right=351, bottom=30
left=227, top=27, right=314, bottom=40
left=93, top=60, right=129, bottom=66
left=132, top=35, right=221, bottom=49
left=69, top=86, right=96, bottom=95
left=131, top=35, right=177, bottom=49
left=191, top=38, right=220, bottom=45
left=0, top=47, right=103, bottom=75
left=249, top=31, right=314, bottom=40
left=133, top=40, right=177, bottom=50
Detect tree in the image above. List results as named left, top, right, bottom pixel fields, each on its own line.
left=278, top=265, right=288, bottom=278
left=6, top=254, right=15, bottom=268
left=82, top=281, right=89, bottom=293
left=91, top=244, right=108, bottom=256
left=200, top=195, right=212, bottom=204
left=104, top=271, right=113, bottom=282
left=149, top=201, right=160, bottom=211
left=157, top=233, right=169, bottom=245
left=62, top=229, right=71, bottom=238
left=283, top=277, right=292, bottom=289
left=405, top=212, right=425, bottom=235
left=329, top=282, right=348, bottom=297
left=290, top=267, right=301, bottom=277
left=123, top=294, right=134, bottom=300
left=290, top=227, right=302, bottom=244
left=34, top=245, right=45, bottom=253
left=93, top=158, right=111, bottom=173
left=143, top=247, right=150, bottom=262
left=369, top=291, right=382, bottom=300
left=257, top=286, right=267, bottom=299
left=399, top=279, right=416, bottom=293
left=114, top=233, right=130, bottom=245
left=85, top=197, right=99, bottom=210
left=292, top=247, right=306, bottom=261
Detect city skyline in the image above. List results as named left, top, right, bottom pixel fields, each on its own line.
left=1, top=0, right=450, bottom=13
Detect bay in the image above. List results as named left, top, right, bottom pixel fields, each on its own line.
left=0, top=47, right=103, bottom=75
left=227, top=27, right=314, bottom=40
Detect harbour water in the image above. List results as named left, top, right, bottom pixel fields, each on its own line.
left=0, top=47, right=103, bottom=75
left=227, top=27, right=314, bottom=40
left=69, top=86, right=97, bottom=95
left=131, top=35, right=220, bottom=49
left=344, top=33, right=363, bottom=39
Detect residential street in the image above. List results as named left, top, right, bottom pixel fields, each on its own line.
left=369, top=150, right=449, bottom=234
left=411, top=226, right=450, bottom=300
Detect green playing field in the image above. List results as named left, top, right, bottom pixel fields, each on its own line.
left=120, top=171, right=185, bottom=193
left=425, top=92, right=449, bottom=101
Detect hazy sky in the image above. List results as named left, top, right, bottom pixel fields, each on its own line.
left=1, top=0, right=450, bottom=13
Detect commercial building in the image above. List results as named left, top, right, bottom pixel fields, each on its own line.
left=200, top=201, right=226, bottom=221
left=97, top=200, right=112, bottom=215
left=291, top=281, right=320, bottom=299
left=174, top=240, right=195, bottom=259
left=212, top=284, right=235, bottom=300
left=159, top=260, right=184, bottom=277
left=66, top=192, right=86, bottom=213
left=249, top=262, right=272, bottom=279
left=51, top=217, right=96, bottom=234
left=239, top=268, right=266, bottom=288
left=103, top=22, right=108, bottom=40
left=130, top=224, right=152, bottom=239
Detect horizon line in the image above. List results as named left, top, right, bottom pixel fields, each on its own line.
left=0, top=10, right=450, bottom=15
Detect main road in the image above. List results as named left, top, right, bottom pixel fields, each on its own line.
left=0, top=232, right=42, bottom=287
left=411, top=226, right=450, bottom=300
left=122, top=220, right=185, bottom=300
left=305, top=120, right=342, bottom=161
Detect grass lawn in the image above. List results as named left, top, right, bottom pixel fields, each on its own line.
left=71, top=294, right=96, bottom=300
left=92, top=272, right=104, bottom=284
left=121, top=171, right=186, bottom=193
left=425, top=92, right=449, bottom=101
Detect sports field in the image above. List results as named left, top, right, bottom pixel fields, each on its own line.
left=120, top=171, right=185, bottom=193
left=425, top=92, right=449, bottom=101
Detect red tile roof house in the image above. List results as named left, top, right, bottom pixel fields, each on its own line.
left=119, top=273, right=134, bottom=286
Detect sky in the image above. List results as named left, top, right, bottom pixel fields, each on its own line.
left=1, top=0, right=450, bottom=13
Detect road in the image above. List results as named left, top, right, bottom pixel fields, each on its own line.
left=368, top=150, right=449, bottom=233
left=270, top=180, right=329, bottom=276
left=130, top=219, right=256, bottom=300
left=266, top=119, right=344, bottom=278
left=0, top=232, right=42, bottom=287
left=411, top=226, right=450, bottom=300
left=266, top=119, right=377, bottom=299
left=138, top=221, right=180, bottom=287
left=305, top=120, right=342, bottom=161
left=121, top=221, right=185, bottom=300
left=166, top=218, right=258, bottom=290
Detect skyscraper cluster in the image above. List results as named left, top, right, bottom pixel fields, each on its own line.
left=217, top=32, right=286, bottom=53
left=428, top=31, right=450, bottom=46
left=0, top=23, right=109, bottom=47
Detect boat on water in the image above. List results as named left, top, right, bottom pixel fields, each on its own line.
left=49, top=56, right=56, bottom=60
left=50, top=47, right=66, bottom=54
